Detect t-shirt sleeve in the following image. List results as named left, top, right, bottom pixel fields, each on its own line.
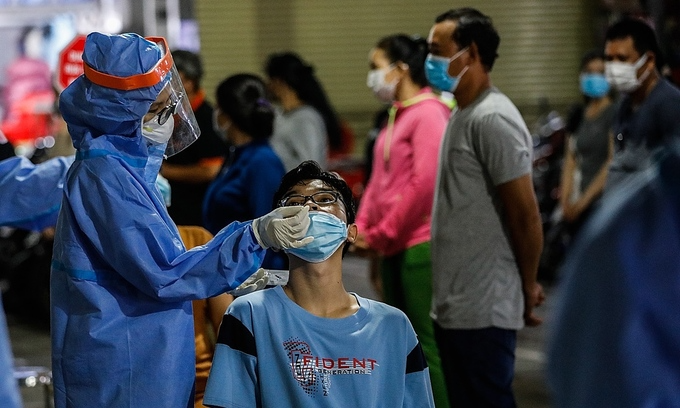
left=474, top=112, right=532, bottom=186
left=403, top=342, right=435, bottom=407
left=203, top=307, right=259, bottom=408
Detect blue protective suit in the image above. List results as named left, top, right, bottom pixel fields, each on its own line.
left=51, top=33, right=266, bottom=408
left=547, top=143, right=680, bottom=408
left=0, top=155, right=170, bottom=230
left=0, top=293, right=21, bottom=408
left=0, top=155, right=74, bottom=231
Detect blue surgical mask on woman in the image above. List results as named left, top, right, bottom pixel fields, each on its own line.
left=424, top=47, right=469, bottom=93
left=579, top=73, right=610, bottom=98
left=284, top=211, right=348, bottom=263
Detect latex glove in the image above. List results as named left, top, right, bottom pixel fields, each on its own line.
left=155, top=174, right=172, bottom=207
left=252, top=206, right=313, bottom=250
left=229, top=268, right=269, bottom=296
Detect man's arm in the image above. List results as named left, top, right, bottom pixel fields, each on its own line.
left=497, top=174, right=545, bottom=326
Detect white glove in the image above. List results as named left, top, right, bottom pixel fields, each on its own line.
left=229, top=268, right=269, bottom=297
left=251, top=206, right=314, bottom=250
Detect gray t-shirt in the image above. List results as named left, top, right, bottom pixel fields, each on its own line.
left=431, top=87, right=533, bottom=330
left=270, top=105, right=328, bottom=171
left=573, top=102, right=617, bottom=192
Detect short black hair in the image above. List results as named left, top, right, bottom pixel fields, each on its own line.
left=376, top=34, right=429, bottom=88
left=435, top=8, right=500, bottom=71
left=272, top=160, right=356, bottom=225
left=605, top=17, right=663, bottom=67
left=172, top=50, right=204, bottom=87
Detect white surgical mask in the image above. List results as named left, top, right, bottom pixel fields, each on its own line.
left=367, top=65, right=398, bottom=103
left=605, top=54, right=650, bottom=93
left=142, top=117, right=174, bottom=145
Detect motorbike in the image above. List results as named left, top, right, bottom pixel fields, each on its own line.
left=530, top=101, right=567, bottom=283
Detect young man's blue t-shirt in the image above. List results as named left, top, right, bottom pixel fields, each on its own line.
left=203, top=286, right=434, bottom=408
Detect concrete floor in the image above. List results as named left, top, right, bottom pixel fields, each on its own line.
left=7, top=254, right=556, bottom=408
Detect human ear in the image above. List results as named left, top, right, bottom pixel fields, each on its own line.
left=346, top=224, right=358, bottom=243
left=468, top=42, right=479, bottom=63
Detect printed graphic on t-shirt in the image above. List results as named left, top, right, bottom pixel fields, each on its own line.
left=283, top=337, right=379, bottom=398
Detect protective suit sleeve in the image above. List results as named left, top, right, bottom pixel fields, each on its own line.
left=0, top=155, right=74, bottom=230
left=62, top=156, right=265, bottom=301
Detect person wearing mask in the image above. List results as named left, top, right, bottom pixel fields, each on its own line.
left=264, top=52, right=343, bottom=171
left=51, top=32, right=312, bottom=408
left=547, top=141, right=680, bottom=408
left=0, top=154, right=242, bottom=408
left=351, top=33, right=450, bottom=408
left=161, top=50, right=227, bottom=226
left=604, top=17, right=680, bottom=192
left=559, top=50, right=616, bottom=238
left=203, top=160, right=435, bottom=408
left=204, top=73, right=287, bottom=270
left=425, top=8, right=545, bottom=407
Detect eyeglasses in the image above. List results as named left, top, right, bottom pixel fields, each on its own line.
left=279, top=191, right=342, bottom=208
left=154, top=92, right=183, bottom=125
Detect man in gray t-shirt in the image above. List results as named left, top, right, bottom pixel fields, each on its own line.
left=425, top=8, right=545, bottom=407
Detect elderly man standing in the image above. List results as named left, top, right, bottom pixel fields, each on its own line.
left=425, top=8, right=545, bottom=407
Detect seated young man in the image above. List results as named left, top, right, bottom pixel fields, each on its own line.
left=203, top=160, right=435, bottom=407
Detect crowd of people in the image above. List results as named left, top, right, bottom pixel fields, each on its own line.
left=0, top=5, right=679, bottom=408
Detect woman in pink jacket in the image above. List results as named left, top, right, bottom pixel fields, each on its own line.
left=352, top=33, right=451, bottom=408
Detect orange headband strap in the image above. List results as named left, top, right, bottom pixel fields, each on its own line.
left=82, top=36, right=173, bottom=91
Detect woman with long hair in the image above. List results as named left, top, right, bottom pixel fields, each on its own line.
left=352, top=33, right=452, bottom=408
left=265, top=52, right=344, bottom=170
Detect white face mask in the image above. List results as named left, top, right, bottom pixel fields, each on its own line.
left=367, top=65, right=397, bottom=103
left=605, top=54, right=650, bottom=93
left=142, top=117, right=175, bottom=145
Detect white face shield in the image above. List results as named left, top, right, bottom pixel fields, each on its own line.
left=83, top=36, right=201, bottom=157
left=143, top=64, right=201, bottom=157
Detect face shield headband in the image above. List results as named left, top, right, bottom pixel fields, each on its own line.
left=82, top=36, right=201, bottom=157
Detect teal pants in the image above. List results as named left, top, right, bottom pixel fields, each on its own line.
left=382, top=242, right=449, bottom=408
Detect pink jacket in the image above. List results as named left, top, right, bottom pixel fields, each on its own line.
left=356, top=88, right=450, bottom=256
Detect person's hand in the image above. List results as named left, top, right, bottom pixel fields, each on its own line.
left=523, top=281, right=546, bottom=327
left=562, top=199, right=587, bottom=223
left=252, top=206, right=313, bottom=250
left=229, top=268, right=269, bottom=296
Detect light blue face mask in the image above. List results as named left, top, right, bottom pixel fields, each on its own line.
left=424, top=47, right=468, bottom=92
left=579, top=73, right=610, bottom=98
left=285, top=211, right=348, bottom=263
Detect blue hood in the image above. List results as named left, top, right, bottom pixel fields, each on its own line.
left=59, top=32, right=166, bottom=159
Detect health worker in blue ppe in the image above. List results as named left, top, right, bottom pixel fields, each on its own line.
left=547, top=141, right=680, bottom=408
left=51, top=32, right=312, bottom=408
